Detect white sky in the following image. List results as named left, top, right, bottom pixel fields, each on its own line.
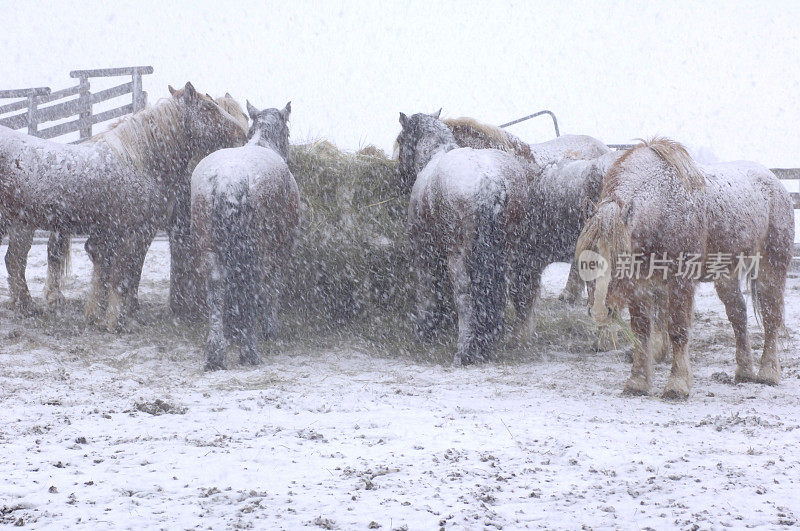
left=2, top=0, right=799, bottom=168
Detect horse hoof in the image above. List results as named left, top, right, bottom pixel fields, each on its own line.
left=734, top=367, right=758, bottom=384
left=622, top=377, right=651, bottom=396
left=204, top=359, right=226, bottom=371
left=557, top=292, right=579, bottom=305
left=661, top=378, right=690, bottom=400
left=17, top=301, right=42, bottom=317
left=755, top=367, right=780, bottom=386
left=240, top=354, right=262, bottom=366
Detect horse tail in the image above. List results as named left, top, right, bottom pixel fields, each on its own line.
left=211, top=182, right=257, bottom=340
left=469, top=180, right=507, bottom=359
left=750, top=276, right=763, bottom=328
left=0, top=213, right=7, bottom=245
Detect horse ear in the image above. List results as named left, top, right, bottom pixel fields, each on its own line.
left=431, top=108, right=442, bottom=119
left=281, top=101, right=291, bottom=122
left=246, top=100, right=259, bottom=120
left=168, top=85, right=176, bottom=96
left=225, top=92, right=232, bottom=98
left=183, top=82, right=198, bottom=102
left=399, top=112, right=409, bottom=128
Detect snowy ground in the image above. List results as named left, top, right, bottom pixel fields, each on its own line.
left=1, top=237, right=799, bottom=530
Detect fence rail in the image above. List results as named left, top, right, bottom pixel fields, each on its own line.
left=0, top=66, right=152, bottom=141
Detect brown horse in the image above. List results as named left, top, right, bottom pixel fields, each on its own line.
left=191, top=101, right=300, bottom=370
left=0, top=82, right=247, bottom=330
left=397, top=111, right=531, bottom=363
left=576, top=137, right=794, bottom=399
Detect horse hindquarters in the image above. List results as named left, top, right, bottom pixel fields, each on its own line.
left=751, top=196, right=794, bottom=385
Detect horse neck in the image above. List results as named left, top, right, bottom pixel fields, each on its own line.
left=96, top=100, right=192, bottom=184
left=247, top=129, right=288, bottom=161
left=414, top=133, right=458, bottom=174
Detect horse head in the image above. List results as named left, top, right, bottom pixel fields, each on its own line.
left=169, top=82, right=248, bottom=162
left=245, top=101, right=291, bottom=160
left=396, top=109, right=456, bottom=191
left=576, top=199, right=634, bottom=325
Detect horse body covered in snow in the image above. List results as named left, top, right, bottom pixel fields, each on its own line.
left=441, top=116, right=616, bottom=321
left=191, top=102, right=300, bottom=370
left=0, top=83, right=247, bottom=329
left=577, top=138, right=794, bottom=399
left=397, top=111, right=531, bottom=364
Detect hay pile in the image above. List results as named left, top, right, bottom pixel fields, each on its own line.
left=282, top=141, right=415, bottom=339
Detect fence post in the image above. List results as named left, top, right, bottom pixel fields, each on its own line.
left=132, top=70, right=144, bottom=112
left=77, top=76, right=92, bottom=140
left=27, top=95, right=38, bottom=136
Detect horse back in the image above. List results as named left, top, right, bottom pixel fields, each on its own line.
left=408, top=147, right=527, bottom=248
left=703, top=161, right=794, bottom=257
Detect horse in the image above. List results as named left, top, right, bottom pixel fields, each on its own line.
left=191, top=101, right=300, bottom=370
left=576, top=137, right=794, bottom=399
left=436, top=116, right=617, bottom=338
left=396, top=110, right=531, bottom=364
left=0, top=82, right=247, bottom=330
left=1, top=92, right=249, bottom=317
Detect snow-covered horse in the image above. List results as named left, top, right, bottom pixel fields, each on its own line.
left=191, top=102, right=300, bottom=370
left=2, top=91, right=249, bottom=317
left=576, top=138, right=794, bottom=398
left=397, top=111, right=530, bottom=364
left=439, top=116, right=615, bottom=337
left=0, top=82, right=247, bottom=330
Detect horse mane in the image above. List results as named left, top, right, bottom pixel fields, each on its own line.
left=603, top=137, right=705, bottom=198
left=443, top=117, right=536, bottom=163
left=91, top=97, right=186, bottom=172
left=215, top=94, right=249, bottom=132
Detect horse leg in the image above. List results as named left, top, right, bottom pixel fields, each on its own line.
left=714, top=278, right=755, bottom=382
left=623, top=292, right=653, bottom=395
left=508, top=264, right=541, bottom=346
left=105, top=233, right=139, bottom=332
left=448, top=247, right=479, bottom=365
left=5, top=223, right=37, bottom=314
left=651, top=286, right=671, bottom=363
left=204, top=249, right=227, bottom=370
left=44, top=230, right=70, bottom=308
left=558, top=261, right=584, bottom=304
left=122, top=228, right=156, bottom=317
left=663, top=281, right=696, bottom=399
left=84, top=234, right=110, bottom=323
left=755, top=264, right=787, bottom=385
left=413, top=237, right=446, bottom=343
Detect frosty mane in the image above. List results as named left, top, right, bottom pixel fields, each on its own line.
left=216, top=94, right=249, bottom=132
left=92, top=97, right=187, bottom=172
left=443, top=116, right=536, bottom=163
left=603, top=137, right=705, bottom=198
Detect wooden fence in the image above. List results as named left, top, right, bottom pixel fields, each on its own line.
left=0, top=66, right=153, bottom=142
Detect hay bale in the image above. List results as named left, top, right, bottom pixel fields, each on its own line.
left=283, top=140, right=414, bottom=335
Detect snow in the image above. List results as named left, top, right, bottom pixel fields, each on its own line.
left=191, top=145, right=288, bottom=200
left=1, top=237, right=799, bottom=528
